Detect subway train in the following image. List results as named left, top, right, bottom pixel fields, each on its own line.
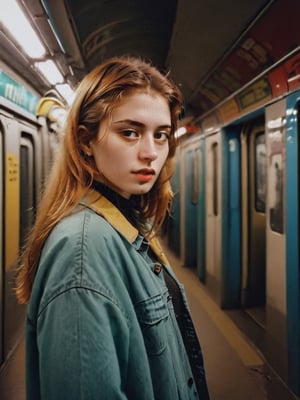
left=0, top=60, right=65, bottom=372
left=1, top=0, right=300, bottom=398
left=166, top=47, right=300, bottom=399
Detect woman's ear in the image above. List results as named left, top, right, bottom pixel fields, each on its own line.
left=78, top=125, right=93, bottom=156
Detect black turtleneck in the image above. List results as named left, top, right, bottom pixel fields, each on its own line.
left=91, top=181, right=141, bottom=229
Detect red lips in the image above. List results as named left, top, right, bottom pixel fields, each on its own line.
left=132, top=169, right=155, bottom=182
left=133, top=168, right=155, bottom=175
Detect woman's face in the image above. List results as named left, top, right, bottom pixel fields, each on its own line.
left=89, top=90, right=171, bottom=198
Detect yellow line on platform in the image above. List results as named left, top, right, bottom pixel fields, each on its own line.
left=184, top=271, right=263, bottom=367
left=189, top=281, right=264, bottom=367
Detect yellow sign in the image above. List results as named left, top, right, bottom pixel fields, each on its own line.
left=218, top=98, right=240, bottom=123
left=238, top=78, right=272, bottom=110
left=5, top=153, right=19, bottom=269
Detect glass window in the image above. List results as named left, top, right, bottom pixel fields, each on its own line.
left=255, top=133, right=266, bottom=213
left=268, top=129, right=284, bottom=233
left=20, top=136, right=34, bottom=247
left=212, top=142, right=218, bottom=216
left=191, top=148, right=200, bottom=205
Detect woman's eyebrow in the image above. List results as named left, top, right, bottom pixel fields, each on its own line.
left=112, top=119, right=171, bottom=130
left=112, top=119, right=144, bottom=127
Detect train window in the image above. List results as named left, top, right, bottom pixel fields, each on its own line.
left=254, top=133, right=266, bottom=213
left=212, top=142, right=219, bottom=216
left=20, top=136, right=35, bottom=248
left=267, top=124, right=284, bottom=234
left=191, top=148, right=200, bottom=204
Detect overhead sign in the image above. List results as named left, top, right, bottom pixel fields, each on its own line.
left=0, top=70, right=39, bottom=114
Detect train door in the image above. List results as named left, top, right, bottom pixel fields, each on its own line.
left=1, top=112, right=39, bottom=361
left=240, top=118, right=266, bottom=325
left=168, top=154, right=181, bottom=257
left=265, top=99, right=287, bottom=382
left=20, top=136, right=35, bottom=248
left=1, top=113, right=22, bottom=360
left=221, top=128, right=241, bottom=308
left=286, top=92, right=300, bottom=395
left=180, top=138, right=202, bottom=268
left=265, top=100, right=286, bottom=317
left=0, top=125, right=3, bottom=364
left=205, top=131, right=222, bottom=298
left=196, top=138, right=206, bottom=281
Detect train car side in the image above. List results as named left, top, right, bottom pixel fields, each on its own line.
left=0, top=64, right=61, bottom=369
left=170, top=53, right=300, bottom=397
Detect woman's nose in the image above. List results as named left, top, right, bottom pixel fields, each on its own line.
left=139, top=136, right=158, bottom=161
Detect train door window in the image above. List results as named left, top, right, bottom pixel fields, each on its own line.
left=242, top=122, right=266, bottom=314
left=191, top=148, right=200, bottom=204
left=255, top=133, right=266, bottom=213
left=267, top=120, right=284, bottom=233
left=212, top=142, right=219, bottom=216
left=20, top=135, right=35, bottom=248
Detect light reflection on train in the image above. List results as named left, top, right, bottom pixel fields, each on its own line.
left=166, top=53, right=300, bottom=397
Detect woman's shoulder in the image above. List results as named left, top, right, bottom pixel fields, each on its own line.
left=33, top=208, right=131, bottom=312
left=39, top=207, right=126, bottom=280
left=50, top=206, right=120, bottom=244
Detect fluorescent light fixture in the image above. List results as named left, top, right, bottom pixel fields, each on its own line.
left=1, top=0, right=46, bottom=58
left=56, top=84, right=75, bottom=105
left=35, top=60, right=64, bottom=85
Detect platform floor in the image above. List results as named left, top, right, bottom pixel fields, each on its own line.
left=163, top=242, right=298, bottom=400
left=0, top=241, right=299, bottom=400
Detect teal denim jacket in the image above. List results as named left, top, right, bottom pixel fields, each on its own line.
left=26, top=190, right=209, bottom=399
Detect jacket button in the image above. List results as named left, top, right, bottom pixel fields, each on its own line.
left=153, top=263, right=162, bottom=275
left=188, top=377, right=194, bottom=387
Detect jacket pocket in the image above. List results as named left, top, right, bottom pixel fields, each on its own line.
left=135, top=292, right=169, bottom=356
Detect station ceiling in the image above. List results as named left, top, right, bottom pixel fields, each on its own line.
left=2, top=0, right=299, bottom=122
left=43, top=0, right=271, bottom=120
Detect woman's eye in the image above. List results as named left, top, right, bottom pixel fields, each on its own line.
left=155, top=131, right=170, bottom=142
left=121, top=129, right=139, bottom=138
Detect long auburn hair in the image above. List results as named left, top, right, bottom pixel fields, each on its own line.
left=16, top=56, right=182, bottom=304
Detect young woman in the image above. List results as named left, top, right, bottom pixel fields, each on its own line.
left=17, top=56, right=210, bottom=400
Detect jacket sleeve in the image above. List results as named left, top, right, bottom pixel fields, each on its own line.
left=37, top=286, right=130, bottom=400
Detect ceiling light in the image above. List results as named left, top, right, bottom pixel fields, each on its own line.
left=35, top=60, right=64, bottom=85
left=56, top=84, right=75, bottom=105
left=1, top=0, right=46, bottom=58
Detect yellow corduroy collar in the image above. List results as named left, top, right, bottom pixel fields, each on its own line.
left=81, top=189, right=169, bottom=266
